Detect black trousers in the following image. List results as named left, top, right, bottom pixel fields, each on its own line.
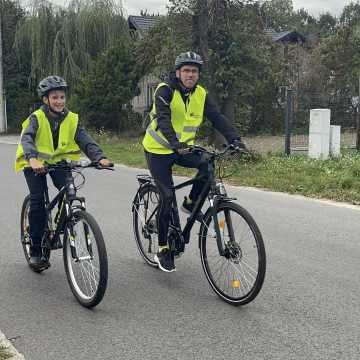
left=23, top=168, right=67, bottom=253
left=145, top=151, right=209, bottom=246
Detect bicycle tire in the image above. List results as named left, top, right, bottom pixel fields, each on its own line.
left=199, top=201, right=266, bottom=306
left=63, top=210, right=108, bottom=308
left=132, top=184, right=160, bottom=267
left=20, top=195, right=50, bottom=273
left=20, top=195, right=32, bottom=264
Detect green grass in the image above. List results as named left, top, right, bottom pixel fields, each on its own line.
left=98, top=136, right=360, bottom=204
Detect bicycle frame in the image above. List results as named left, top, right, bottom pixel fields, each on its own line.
left=42, top=170, right=86, bottom=258
left=172, top=157, right=234, bottom=256
left=135, top=150, right=237, bottom=257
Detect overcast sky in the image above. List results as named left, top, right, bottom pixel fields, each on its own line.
left=122, top=0, right=350, bottom=17
left=25, top=0, right=351, bottom=18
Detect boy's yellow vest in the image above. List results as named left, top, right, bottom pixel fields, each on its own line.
left=15, top=108, right=81, bottom=172
left=143, top=83, right=207, bottom=154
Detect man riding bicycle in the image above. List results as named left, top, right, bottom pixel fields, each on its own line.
left=142, top=51, right=246, bottom=272
left=15, top=75, right=112, bottom=270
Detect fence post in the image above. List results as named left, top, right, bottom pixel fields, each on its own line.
left=284, top=88, right=293, bottom=155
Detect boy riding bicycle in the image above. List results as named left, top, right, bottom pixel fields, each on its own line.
left=142, top=51, right=246, bottom=272
left=15, top=75, right=112, bottom=271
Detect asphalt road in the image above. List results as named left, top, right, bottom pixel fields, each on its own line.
left=0, top=141, right=359, bottom=360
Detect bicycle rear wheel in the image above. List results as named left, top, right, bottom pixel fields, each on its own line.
left=132, top=184, right=160, bottom=267
left=20, top=195, right=50, bottom=273
left=199, top=201, right=266, bottom=306
left=63, top=210, right=108, bottom=308
left=20, top=195, right=31, bottom=263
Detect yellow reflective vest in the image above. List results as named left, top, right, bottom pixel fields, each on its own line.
left=143, top=82, right=207, bottom=154
left=15, top=108, right=81, bottom=172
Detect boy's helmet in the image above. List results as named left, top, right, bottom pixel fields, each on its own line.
left=37, top=76, right=68, bottom=98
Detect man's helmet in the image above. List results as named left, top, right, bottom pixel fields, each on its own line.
left=175, top=51, right=204, bottom=70
left=37, top=75, right=68, bottom=98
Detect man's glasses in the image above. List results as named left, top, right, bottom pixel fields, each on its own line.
left=180, top=69, right=199, bottom=75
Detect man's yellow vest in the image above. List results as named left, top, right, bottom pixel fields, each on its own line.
left=143, top=82, right=207, bottom=154
left=15, top=108, right=81, bottom=172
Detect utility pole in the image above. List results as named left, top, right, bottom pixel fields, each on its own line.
left=0, top=5, right=6, bottom=133
left=357, top=75, right=360, bottom=150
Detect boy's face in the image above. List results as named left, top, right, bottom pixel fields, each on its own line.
left=43, top=89, right=66, bottom=113
left=176, top=65, right=199, bottom=90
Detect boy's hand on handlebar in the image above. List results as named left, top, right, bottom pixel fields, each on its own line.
left=29, top=158, right=45, bottom=174
left=99, top=158, right=114, bottom=167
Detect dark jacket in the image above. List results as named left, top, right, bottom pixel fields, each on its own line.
left=21, top=105, right=105, bottom=162
left=153, top=72, right=240, bottom=149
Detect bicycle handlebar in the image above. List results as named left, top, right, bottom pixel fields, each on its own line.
left=44, top=160, right=115, bottom=172
left=189, top=143, right=248, bottom=159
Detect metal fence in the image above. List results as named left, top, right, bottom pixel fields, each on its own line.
left=289, top=89, right=357, bottom=154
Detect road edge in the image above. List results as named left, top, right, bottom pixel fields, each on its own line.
left=0, top=330, right=25, bottom=359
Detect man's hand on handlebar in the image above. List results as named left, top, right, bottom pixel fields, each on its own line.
left=174, top=142, right=192, bottom=156
left=230, top=139, right=247, bottom=153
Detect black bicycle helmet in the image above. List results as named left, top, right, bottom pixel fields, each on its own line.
left=37, top=75, right=68, bottom=98
left=175, top=51, right=204, bottom=70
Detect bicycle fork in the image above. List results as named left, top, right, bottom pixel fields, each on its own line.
left=209, top=197, right=225, bottom=256
left=209, top=197, right=236, bottom=257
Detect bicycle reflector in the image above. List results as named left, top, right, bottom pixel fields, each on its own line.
left=231, top=280, right=241, bottom=288
left=219, top=219, right=225, bottom=230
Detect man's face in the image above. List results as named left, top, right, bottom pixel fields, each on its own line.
left=43, top=89, right=66, bottom=113
left=176, top=65, right=199, bottom=89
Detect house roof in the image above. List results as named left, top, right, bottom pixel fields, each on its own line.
left=128, top=15, right=159, bottom=34
left=264, top=28, right=306, bottom=43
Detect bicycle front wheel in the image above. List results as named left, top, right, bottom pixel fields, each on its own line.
left=199, top=201, right=266, bottom=306
left=132, top=184, right=160, bottom=267
left=63, top=210, right=108, bottom=308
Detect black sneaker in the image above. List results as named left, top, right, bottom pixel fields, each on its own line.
left=29, top=246, right=50, bottom=271
left=154, top=248, right=176, bottom=272
left=181, top=196, right=194, bottom=214
left=29, top=256, right=50, bottom=271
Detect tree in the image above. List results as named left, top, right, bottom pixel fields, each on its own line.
left=340, top=1, right=360, bottom=27
left=318, top=12, right=337, bottom=37
left=261, top=0, right=294, bottom=31
left=14, top=0, right=127, bottom=91
left=73, top=39, right=142, bottom=132
left=1, top=0, right=34, bottom=129
left=136, top=0, right=284, bottom=136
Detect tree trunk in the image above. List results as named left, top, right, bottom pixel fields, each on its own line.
left=192, top=0, right=209, bottom=65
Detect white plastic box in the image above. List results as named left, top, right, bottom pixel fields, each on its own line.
left=330, top=125, right=341, bottom=157
left=308, top=109, right=331, bottom=159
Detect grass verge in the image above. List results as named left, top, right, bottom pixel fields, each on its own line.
left=99, top=137, right=360, bottom=205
